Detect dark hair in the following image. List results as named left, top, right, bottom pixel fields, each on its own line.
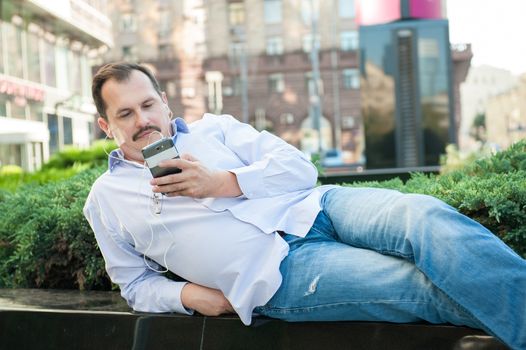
left=92, top=62, right=162, bottom=119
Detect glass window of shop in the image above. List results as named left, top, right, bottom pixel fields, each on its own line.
left=44, top=40, right=56, bottom=87
left=0, top=94, right=7, bottom=117
left=63, top=116, right=73, bottom=145
left=81, top=55, right=91, bottom=98
left=47, top=114, right=59, bottom=154
left=29, top=101, right=44, bottom=121
left=4, top=23, right=24, bottom=78
left=27, top=31, right=41, bottom=83
left=56, top=46, right=69, bottom=91
left=0, top=23, right=4, bottom=74
left=0, top=144, right=22, bottom=167
left=69, top=51, right=82, bottom=95
left=10, top=96, right=28, bottom=119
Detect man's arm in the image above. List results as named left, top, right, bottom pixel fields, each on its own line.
left=84, top=199, right=233, bottom=315
left=151, top=114, right=318, bottom=199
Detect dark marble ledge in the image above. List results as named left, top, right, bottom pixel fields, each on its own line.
left=0, top=288, right=509, bottom=350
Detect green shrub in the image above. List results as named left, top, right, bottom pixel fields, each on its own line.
left=0, top=165, right=24, bottom=175
left=0, top=140, right=117, bottom=193
left=0, top=140, right=524, bottom=291
left=0, top=166, right=110, bottom=290
left=42, top=140, right=117, bottom=171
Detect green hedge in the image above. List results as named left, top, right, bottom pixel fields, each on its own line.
left=0, top=140, right=524, bottom=290
left=0, top=167, right=110, bottom=290
left=0, top=140, right=116, bottom=193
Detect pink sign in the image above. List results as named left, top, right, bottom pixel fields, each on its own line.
left=356, top=0, right=443, bottom=26
left=409, top=0, right=442, bottom=19
left=356, top=0, right=402, bottom=26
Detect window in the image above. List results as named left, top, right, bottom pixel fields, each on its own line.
left=10, top=96, right=27, bottom=119
left=63, top=116, right=73, bottom=145
left=342, top=69, right=360, bottom=89
left=29, top=101, right=44, bottom=121
left=0, top=94, right=7, bottom=117
left=80, top=55, right=91, bottom=98
left=340, top=31, right=359, bottom=51
left=120, top=13, right=137, bottom=32
left=159, top=44, right=173, bottom=60
left=233, top=77, right=243, bottom=96
left=264, top=0, right=282, bottom=24
left=122, top=45, right=137, bottom=61
left=69, top=51, right=82, bottom=94
left=27, top=32, right=41, bottom=83
left=44, top=40, right=56, bottom=87
left=342, top=116, right=355, bottom=129
left=266, top=37, right=283, bottom=55
left=0, top=23, right=4, bottom=74
left=47, top=114, right=59, bottom=154
left=229, top=42, right=244, bottom=58
left=0, top=144, right=22, bottom=167
left=55, top=46, right=69, bottom=90
left=5, top=23, right=24, bottom=78
left=268, top=73, right=284, bottom=93
left=159, top=9, right=171, bottom=37
left=339, top=0, right=355, bottom=18
left=302, top=34, right=320, bottom=53
left=229, top=3, right=245, bottom=26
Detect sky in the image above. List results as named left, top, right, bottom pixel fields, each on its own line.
left=446, top=0, right=526, bottom=75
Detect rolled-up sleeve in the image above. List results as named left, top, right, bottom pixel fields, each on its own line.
left=83, top=196, right=192, bottom=315
left=216, top=114, right=318, bottom=199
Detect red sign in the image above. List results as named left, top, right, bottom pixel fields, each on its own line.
left=0, top=77, right=45, bottom=102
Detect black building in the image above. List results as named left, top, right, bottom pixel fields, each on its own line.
left=359, top=19, right=455, bottom=169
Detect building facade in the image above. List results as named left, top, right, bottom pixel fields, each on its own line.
left=486, top=74, right=526, bottom=149
left=459, top=65, right=518, bottom=150
left=0, top=0, right=112, bottom=171
left=105, top=0, right=470, bottom=167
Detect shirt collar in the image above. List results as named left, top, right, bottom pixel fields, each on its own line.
left=108, top=117, right=190, bottom=172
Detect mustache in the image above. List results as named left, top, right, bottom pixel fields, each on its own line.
left=132, top=125, right=162, bottom=141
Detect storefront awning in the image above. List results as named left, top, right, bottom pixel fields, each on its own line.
left=0, top=118, right=49, bottom=144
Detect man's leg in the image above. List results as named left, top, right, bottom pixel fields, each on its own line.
left=320, top=187, right=526, bottom=349
left=256, top=233, right=477, bottom=328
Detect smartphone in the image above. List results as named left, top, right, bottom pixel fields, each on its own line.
left=141, top=138, right=182, bottom=178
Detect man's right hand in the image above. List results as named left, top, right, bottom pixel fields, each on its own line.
left=181, top=283, right=235, bottom=316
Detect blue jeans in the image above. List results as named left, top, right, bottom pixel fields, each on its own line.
left=254, top=187, right=526, bottom=349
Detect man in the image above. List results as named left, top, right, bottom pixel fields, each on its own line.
left=84, top=62, right=525, bottom=349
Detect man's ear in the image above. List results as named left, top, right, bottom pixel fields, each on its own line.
left=98, top=116, right=112, bottom=138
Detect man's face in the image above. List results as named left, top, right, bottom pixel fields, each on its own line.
left=98, top=70, right=173, bottom=162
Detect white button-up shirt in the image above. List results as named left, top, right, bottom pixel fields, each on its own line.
left=83, top=114, right=333, bottom=325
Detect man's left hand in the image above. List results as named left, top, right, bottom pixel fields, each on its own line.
left=150, top=153, right=242, bottom=198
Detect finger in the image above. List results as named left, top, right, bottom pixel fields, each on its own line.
left=150, top=172, right=184, bottom=186
left=181, top=153, right=198, bottom=162
left=153, top=181, right=189, bottom=194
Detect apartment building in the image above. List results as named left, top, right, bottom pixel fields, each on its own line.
left=106, top=0, right=470, bottom=165
left=0, top=0, right=112, bottom=171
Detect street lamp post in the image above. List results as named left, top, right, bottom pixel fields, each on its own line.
left=309, top=0, right=323, bottom=156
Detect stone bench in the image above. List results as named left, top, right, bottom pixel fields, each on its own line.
left=0, top=289, right=508, bottom=349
